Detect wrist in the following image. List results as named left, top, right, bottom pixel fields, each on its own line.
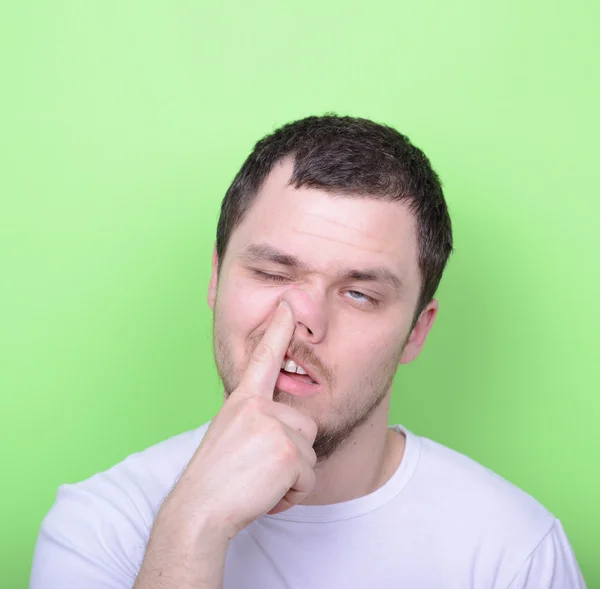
left=155, top=493, right=234, bottom=549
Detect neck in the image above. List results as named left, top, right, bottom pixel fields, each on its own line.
left=299, top=395, right=406, bottom=506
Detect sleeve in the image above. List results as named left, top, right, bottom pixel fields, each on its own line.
left=29, top=482, right=149, bottom=589
left=507, top=519, right=587, bottom=589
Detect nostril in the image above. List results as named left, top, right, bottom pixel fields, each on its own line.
left=298, top=322, right=314, bottom=336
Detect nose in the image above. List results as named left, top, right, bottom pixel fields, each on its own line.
left=281, top=287, right=327, bottom=343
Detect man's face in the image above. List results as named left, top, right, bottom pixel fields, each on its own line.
left=208, top=159, right=435, bottom=462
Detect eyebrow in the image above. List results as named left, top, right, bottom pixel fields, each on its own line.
left=239, top=243, right=406, bottom=298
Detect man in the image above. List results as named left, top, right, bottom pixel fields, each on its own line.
left=30, top=115, right=586, bottom=588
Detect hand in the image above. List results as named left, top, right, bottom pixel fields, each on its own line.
left=160, top=299, right=318, bottom=541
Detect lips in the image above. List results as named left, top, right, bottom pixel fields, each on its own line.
left=275, top=367, right=321, bottom=397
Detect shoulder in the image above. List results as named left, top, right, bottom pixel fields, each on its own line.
left=46, top=421, right=212, bottom=532
left=418, top=431, right=554, bottom=530
left=506, top=519, right=587, bottom=588
left=31, top=422, right=211, bottom=586
left=400, top=426, right=558, bottom=582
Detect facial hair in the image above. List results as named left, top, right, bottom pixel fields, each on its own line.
left=212, top=296, right=408, bottom=464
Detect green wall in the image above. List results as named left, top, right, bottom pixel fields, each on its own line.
left=2, top=1, right=598, bottom=586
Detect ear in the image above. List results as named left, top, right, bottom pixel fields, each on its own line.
left=399, top=299, right=439, bottom=364
left=207, top=244, right=219, bottom=311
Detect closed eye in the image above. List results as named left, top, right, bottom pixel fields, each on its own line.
left=252, top=270, right=291, bottom=283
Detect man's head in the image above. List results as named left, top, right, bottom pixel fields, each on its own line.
left=208, top=114, right=454, bottom=462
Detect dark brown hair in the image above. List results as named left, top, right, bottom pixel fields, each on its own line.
left=216, top=114, right=454, bottom=331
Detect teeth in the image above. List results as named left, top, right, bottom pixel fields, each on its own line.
left=281, top=356, right=310, bottom=376
left=283, top=359, right=298, bottom=373
left=281, top=357, right=308, bottom=374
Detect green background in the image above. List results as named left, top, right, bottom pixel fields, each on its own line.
left=2, top=1, right=598, bottom=586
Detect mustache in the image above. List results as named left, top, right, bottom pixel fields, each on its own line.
left=245, top=332, right=333, bottom=386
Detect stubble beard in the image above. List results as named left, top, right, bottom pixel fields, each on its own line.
left=212, top=303, right=407, bottom=464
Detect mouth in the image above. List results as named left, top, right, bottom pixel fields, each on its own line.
left=279, top=354, right=319, bottom=386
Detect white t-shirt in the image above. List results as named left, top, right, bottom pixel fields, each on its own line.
left=30, top=422, right=587, bottom=588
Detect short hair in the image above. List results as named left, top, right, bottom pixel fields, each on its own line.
left=216, top=114, right=454, bottom=331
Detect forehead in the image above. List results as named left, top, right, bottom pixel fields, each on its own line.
left=227, top=159, right=419, bottom=288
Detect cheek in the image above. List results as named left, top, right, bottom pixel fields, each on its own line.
left=218, top=280, right=280, bottom=344
left=335, top=325, right=402, bottom=375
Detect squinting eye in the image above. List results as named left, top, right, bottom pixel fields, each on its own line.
left=253, top=270, right=290, bottom=283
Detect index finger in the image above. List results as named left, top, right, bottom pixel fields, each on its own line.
left=239, top=299, right=295, bottom=398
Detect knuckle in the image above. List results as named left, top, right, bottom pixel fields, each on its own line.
left=264, top=417, right=285, bottom=438
left=252, top=341, right=276, bottom=365
left=278, top=439, right=299, bottom=463
left=253, top=416, right=286, bottom=444
left=235, top=395, right=268, bottom=425
left=236, top=396, right=258, bottom=418
left=243, top=395, right=266, bottom=414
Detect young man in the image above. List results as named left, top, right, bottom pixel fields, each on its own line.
left=30, top=115, right=586, bottom=588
